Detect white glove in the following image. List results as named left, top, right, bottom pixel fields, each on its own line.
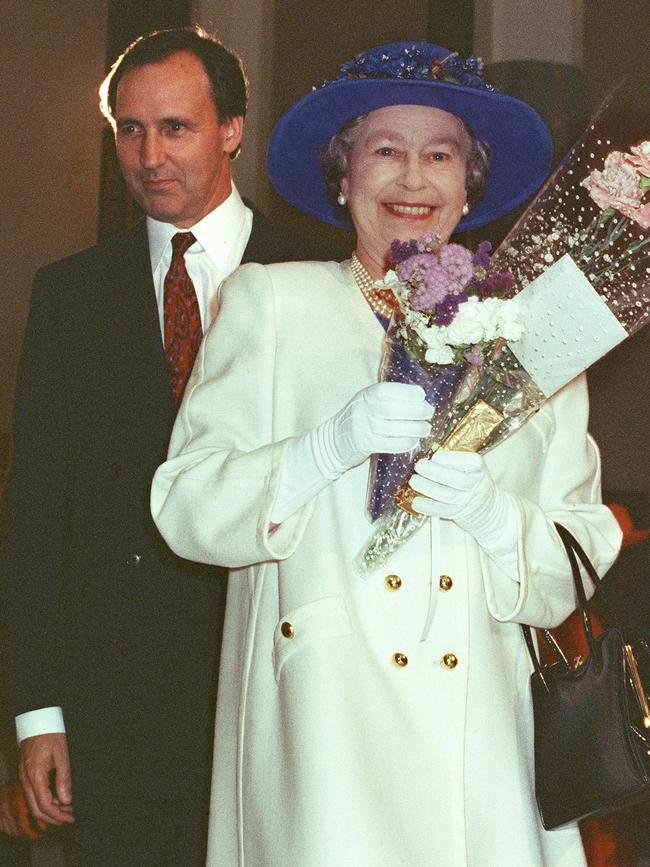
left=408, top=450, right=519, bottom=567
left=271, top=383, right=432, bottom=524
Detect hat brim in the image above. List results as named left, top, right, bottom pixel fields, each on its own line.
left=267, top=77, right=553, bottom=232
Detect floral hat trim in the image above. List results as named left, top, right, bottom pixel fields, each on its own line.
left=319, top=43, right=495, bottom=93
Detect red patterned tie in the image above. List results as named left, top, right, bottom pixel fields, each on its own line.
left=163, top=232, right=203, bottom=405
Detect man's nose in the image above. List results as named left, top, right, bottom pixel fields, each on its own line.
left=140, top=131, right=165, bottom=169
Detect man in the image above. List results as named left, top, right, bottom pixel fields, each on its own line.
left=1, top=26, right=326, bottom=866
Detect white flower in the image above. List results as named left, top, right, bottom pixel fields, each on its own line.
left=479, top=297, right=522, bottom=342
left=492, top=299, right=523, bottom=342
left=445, top=297, right=486, bottom=345
left=419, top=325, right=454, bottom=364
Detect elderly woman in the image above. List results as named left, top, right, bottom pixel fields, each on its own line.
left=152, top=42, right=621, bottom=867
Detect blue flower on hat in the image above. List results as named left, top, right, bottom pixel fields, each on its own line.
left=332, top=44, right=493, bottom=92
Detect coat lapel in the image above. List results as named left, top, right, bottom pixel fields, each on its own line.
left=100, top=222, right=176, bottom=444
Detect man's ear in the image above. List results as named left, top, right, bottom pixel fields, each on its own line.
left=223, top=116, right=244, bottom=156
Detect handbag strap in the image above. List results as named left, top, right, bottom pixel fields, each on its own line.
left=521, top=522, right=608, bottom=678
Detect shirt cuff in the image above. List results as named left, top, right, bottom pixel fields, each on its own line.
left=15, top=707, right=66, bottom=744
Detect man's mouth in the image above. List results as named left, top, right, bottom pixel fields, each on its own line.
left=143, top=177, right=176, bottom=189
left=384, top=203, right=434, bottom=217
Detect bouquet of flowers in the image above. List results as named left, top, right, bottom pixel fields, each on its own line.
left=358, top=104, right=650, bottom=575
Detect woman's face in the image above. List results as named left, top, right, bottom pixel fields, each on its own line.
left=341, top=105, right=468, bottom=276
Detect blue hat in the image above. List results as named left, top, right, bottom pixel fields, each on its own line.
left=267, top=42, right=553, bottom=232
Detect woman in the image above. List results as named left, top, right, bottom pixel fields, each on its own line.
left=152, top=42, right=621, bottom=866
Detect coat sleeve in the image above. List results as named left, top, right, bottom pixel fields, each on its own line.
left=481, top=373, right=622, bottom=628
left=151, top=263, right=314, bottom=569
left=1, top=270, right=71, bottom=718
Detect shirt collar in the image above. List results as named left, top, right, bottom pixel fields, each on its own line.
left=147, top=184, right=249, bottom=272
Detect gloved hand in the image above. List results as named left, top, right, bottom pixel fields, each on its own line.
left=408, top=450, right=519, bottom=564
left=271, top=382, right=432, bottom=524
left=314, top=382, right=433, bottom=478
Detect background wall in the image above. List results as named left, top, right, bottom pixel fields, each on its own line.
left=1, top=0, right=109, bottom=477
left=1, top=0, right=648, bottom=496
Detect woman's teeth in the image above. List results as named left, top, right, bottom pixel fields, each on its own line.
left=387, top=204, right=433, bottom=216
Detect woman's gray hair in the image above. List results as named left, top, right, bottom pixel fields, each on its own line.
left=320, top=113, right=491, bottom=219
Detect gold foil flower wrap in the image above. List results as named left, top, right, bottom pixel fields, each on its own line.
left=395, top=400, right=505, bottom=516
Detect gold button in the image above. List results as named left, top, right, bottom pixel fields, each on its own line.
left=392, top=652, right=408, bottom=668
left=439, top=574, right=453, bottom=591
left=384, top=573, right=402, bottom=591
left=280, top=621, right=295, bottom=639
left=441, top=653, right=458, bottom=669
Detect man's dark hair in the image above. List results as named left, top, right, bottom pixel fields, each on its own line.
left=99, top=25, right=248, bottom=127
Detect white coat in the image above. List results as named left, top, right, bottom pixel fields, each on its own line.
left=152, top=260, right=622, bottom=867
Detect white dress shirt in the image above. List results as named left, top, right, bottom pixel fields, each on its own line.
left=16, top=185, right=253, bottom=744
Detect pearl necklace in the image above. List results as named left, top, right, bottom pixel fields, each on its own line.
left=350, top=253, right=395, bottom=320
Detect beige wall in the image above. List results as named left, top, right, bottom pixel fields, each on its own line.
left=196, top=0, right=277, bottom=211
left=474, top=0, right=584, bottom=66
left=1, top=0, right=108, bottom=444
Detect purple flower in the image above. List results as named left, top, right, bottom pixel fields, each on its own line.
left=472, top=240, right=492, bottom=269
left=396, top=252, right=429, bottom=282
left=409, top=268, right=449, bottom=310
left=437, top=244, right=474, bottom=291
left=464, top=347, right=485, bottom=366
left=389, top=238, right=419, bottom=265
left=476, top=271, right=515, bottom=298
left=431, top=292, right=468, bottom=326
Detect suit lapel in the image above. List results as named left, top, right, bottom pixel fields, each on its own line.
left=101, top=222, right=176, bottom=441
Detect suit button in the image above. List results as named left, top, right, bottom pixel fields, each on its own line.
left=439, top=574, right=453, bottom=591
left=126, top=553, right=142, bottom=566
left=392, top=652, right=408, bottom=668
left=384, top=573, right=402, bottom=591
left=441, top=653, right=458, bottom=670
left=280, top=621, right=295, bottom=639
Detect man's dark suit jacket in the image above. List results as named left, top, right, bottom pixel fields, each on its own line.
left=1, top=210, right=328, bottom=850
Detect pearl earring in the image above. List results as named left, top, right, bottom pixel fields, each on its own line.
left=337, top=191, right=347, bottom=206
left=462, top=203, right=469, bottom=216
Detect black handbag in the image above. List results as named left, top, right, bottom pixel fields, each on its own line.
left=522, top=522, right=650, bottom=830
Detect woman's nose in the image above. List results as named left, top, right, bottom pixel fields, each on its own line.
left=399, top=154, right=426, bottom=190
left=140, top=131, right=165, bottom=169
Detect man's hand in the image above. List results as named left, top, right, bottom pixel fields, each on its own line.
left=0, top=781, right=46, bottom=839
left=19, top=733, right=74, bottom=825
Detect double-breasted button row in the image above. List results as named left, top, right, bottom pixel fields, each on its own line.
left=390, top=652, right=459, bottom=669
left=384, top=574, right=454, bottom=592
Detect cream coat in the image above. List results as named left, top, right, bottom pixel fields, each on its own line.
left=152, top=260, right=622, bottom=867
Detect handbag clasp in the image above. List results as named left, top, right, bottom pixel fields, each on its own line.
left=624, top=643, right=650, bottom=730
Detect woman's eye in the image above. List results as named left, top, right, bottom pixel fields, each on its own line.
left=429, top=151, right=451, bottom=161
left=375, top=147, right=396, bottom=157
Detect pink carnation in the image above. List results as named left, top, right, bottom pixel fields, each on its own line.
left=628, top=141, right=650, bottom=177
left=620, top=200, right=650, bottom=230
left=581, top=151, right=643, bottom=212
